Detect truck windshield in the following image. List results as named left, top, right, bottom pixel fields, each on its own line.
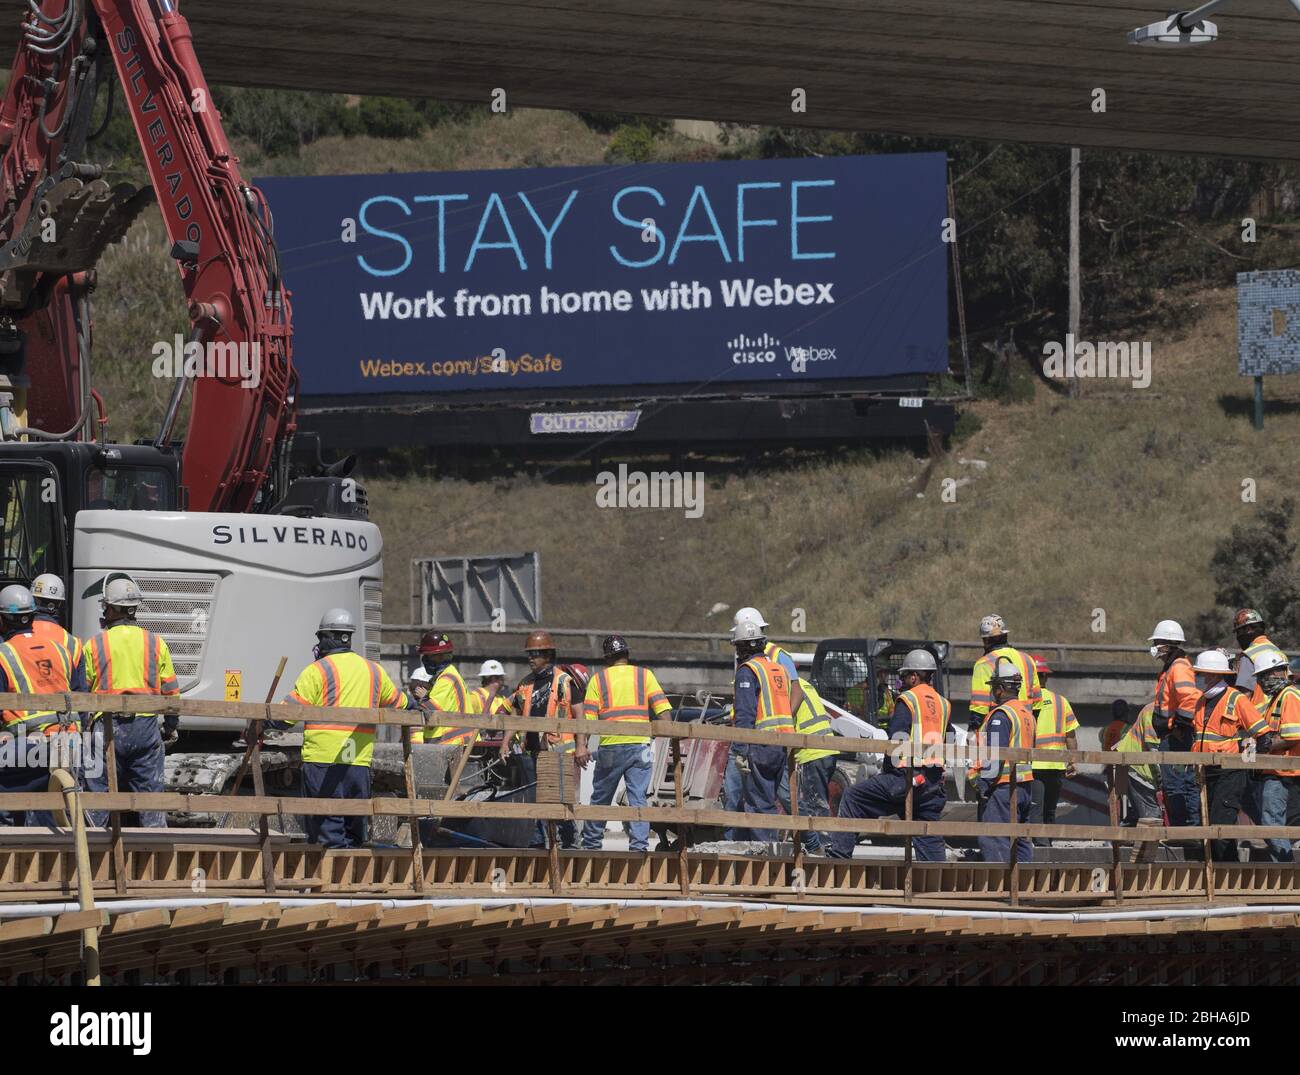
left=0, top=470, right=61, bottom=582
left=85, top=465, right=176, bottom=511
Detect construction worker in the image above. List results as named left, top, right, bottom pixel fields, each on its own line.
left=1232, top=608, right=1284, bottom=708
left=470, top=660, right=512, bottom=715
left=408, top=666, right=432, bottom=705
left=726, top=607, right=798, bottom=838
left=731, top=619, right=799, bottom=842
left=1190, top=649, right=1267, bottom=862
left=968, top=614, right=1040, bottom=730
left=732, top=606, right=799, bottom=680
left=29, top=573, right=82, bottom=669
left=576, top=634, right=671, bottom=852
left=82, top=575, right=180, bottom=828
left=1112, top=702, right=1162, bottom=825
left=0, top=585, right=80, bottom=826
left=972, top=657, right=1036, bottom=863
left=1248, top=646, right=1296, bottom=862
left=1148, top=619, right=1202, bottom=827
left=415, top=632, right=475, bottom=749
left=778, top=676, right=840, bottom=854
left=278, top=608, right=413, bottom=849
left=1028, top=654, right=1078, bottom=844
left=827, top=649, right=949, bottom=861
left=469, top=659, right=513, bottom=756
left=511, top=629, right=581, bottom=849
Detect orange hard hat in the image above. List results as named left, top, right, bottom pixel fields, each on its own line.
left=1030, top=654, right=1051, bottom=677
left=525, top=629, right=554, bottom=653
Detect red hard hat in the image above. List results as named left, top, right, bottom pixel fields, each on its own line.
left=1030, top=654, right=1051, bottom=677
left=419, top=630, right=453, bottom=656
left=565, top=663, right=590, bottom=693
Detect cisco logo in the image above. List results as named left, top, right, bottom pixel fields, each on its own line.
left=728, top=332, right=780, bottom=364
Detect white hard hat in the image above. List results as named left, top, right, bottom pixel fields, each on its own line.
left=101, top=574, right=142, bottom=609
left=1252, top=647, right=1289, bottom=677
left=1192, top=649, right=1232, bottom=675
left=31, top=573, right=65, bottom=602
left=0, top=584, right=35, bottom=615
left=899, top=648, right=937, bottom=673
left=318, top=607, right=356, bottom=634
left=979, top=614, right=1007, bottom=638
left=992, top=656, right=1023, bottom=684
left=1148, top=619, right=1186, bottom=643
left=478, top=659, right=505, bottom=678
left=731, top=620, right=766, bottom=644
left=731, top=606, right=769, bottom=639
left=410, top=667, right=432, bottom=683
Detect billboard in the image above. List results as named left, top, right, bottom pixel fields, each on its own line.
left=258, top=153, right=949, bottom=399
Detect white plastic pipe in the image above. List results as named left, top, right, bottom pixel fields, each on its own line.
left=2, top=895, right=1298, bottom=925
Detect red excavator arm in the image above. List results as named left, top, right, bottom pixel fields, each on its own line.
left=0, top=0, right=294, bottom=512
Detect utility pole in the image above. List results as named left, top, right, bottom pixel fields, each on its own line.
left=1068, top=147, right=1081, bottom=399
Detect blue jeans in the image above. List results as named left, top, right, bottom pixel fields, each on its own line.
left=0, top=734, right=57, bottom=827
left=828, top=771, right=946, bottom=860
left=302, top=761, right=370, bottom=848
left=741, top=745, right=788, bottom=842
left=86, top=718, right=167, bottom=827
left=724, top=749, right=749, bottom=840
left=581, top=742, right=653, bottom=851
left=1159, top=731, right=1201, bottom=826
left=778, top=755, right=836, bottom=852
left=979, top=781, right=1034, bottom=863
left=1246, top=775, right=1292, bottom=862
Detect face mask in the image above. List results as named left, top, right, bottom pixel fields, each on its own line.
left=1194, top=674, right=1207, bottom=692
left=1150, top=646, right=1163, bottom=660
left=312, top=644, right=321, bottom=662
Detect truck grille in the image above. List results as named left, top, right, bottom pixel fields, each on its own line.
left=132, top=573, right=219, bottom=689
left=362, top=579, right=382, bottom=661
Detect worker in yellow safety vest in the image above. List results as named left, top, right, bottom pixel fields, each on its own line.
left=82, top=573, right=180, bottom=828
left=412, top=632, right=474, bottom=748
left=277, top=608, right=414, bottom=849
left=779, top=677, right=841, bottom=854
left=1028, top=654, right=1079, bottom=845
left=1232, top=608, right=1285, bottom=709
left=968, top=613, right=1040, bottom=730
left=1111, top=701, right=1162, bottom=826
left=576, top=633, right=673, bottom=852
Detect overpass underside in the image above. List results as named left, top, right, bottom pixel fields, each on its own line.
left=4, top=0, right=1291, bottom=160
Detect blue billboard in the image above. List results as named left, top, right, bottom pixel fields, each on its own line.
left=258, top=153, right=949, bottom=398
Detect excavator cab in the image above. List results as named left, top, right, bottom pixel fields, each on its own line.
left=0, top=441, right=180, bottom=622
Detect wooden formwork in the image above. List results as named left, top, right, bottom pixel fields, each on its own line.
left=3, top=897, right=1299, bottom=986
left=2, top=837, right=1300, bottom=906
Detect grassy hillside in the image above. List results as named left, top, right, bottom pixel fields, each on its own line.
left=371, top=285, right=1300, bottom=646
left=80, top=106, right=1300, bottom=649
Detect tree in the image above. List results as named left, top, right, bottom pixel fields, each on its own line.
left=1195, top=499, right=1300, bottom=649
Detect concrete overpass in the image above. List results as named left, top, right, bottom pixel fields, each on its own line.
left=14, top=0, right=1297, bottom=160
